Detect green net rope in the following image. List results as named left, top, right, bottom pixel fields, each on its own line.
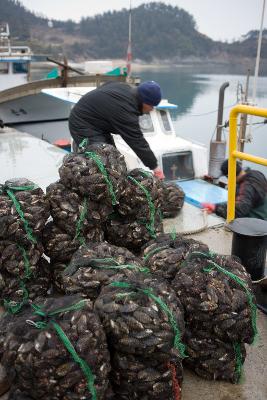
left=233, top=342, right=243, bottom=382
left=128, top=176, right=156, bottom=238
left=170, top=228, right=177, bottom=241
left=17, top=244, right=32, bottom=279
left=89, top=258, right=150, bottom=274
left=143, top=245, right=169, bottom=261
left=110, top=281, right=187, bottom=358
left=0, top=184, right=38, bottom=193
left=191, top=251, right=258, bottom=341
left=74, top=198, right=88, bottom=246
left=78, top=138, right=89, bottom=151
left=84, top=151, right=117, bottom=205
left=30, top=300, right=97, bottom=400
left=4, top=245, right=33, bottom=314
left=4, top=280, right=29, bottom=314
left=138, top=170, right=153, bottom=178
left=5, top=188, right=37, bottom=244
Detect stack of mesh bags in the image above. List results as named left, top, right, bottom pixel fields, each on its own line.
left=95, top=275, right=186, bottom=399
left=141, top=233, right=208, bottom=282
left=0, top=179, right=51, bottom=309
left=54, top=241, right=149, bottom=299
left=172, top=251, right=257, bottom=383
left=159, top=182, right=185, bottom=218
left=0, top=295, right=111, bottom=399
left=105, top=169, right=164, bottom=253
left=43, top=144, right=127, bottom=265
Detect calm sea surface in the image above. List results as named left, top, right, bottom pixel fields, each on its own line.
left=138, top=68, right=267, bottom=175
left=5, top=65, right=267, bottom=175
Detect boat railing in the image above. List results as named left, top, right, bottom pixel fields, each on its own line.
left=0, top=46, right=31, bottom=56
left=0, top=74, right=135, bottom=103
left=227, top=104, right=267, bottom=222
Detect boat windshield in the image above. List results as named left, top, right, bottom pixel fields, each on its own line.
left=139, top=114, right=154, bottom=134
left=159, top=110, right=172, bottom=134
left=12, top=61, right=29, bottom=74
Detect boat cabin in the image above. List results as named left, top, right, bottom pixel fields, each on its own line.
left=0, top=23, right=31, bottom=90
left=115, top=98, right=208, bottom=180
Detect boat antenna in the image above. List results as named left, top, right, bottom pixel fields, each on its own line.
left=247, top=0, right=266, bottom=141
left=126, top=0, right=132, bottom=78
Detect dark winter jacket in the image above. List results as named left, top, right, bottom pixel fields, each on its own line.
left=215, top=170, right=267, bottom=220
left=68, top=81, right=158, bottom=169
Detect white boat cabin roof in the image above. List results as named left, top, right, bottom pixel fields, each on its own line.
left=41, top=87, right=178, bottom=110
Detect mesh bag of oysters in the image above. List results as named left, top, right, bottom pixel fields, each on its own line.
left=0, top=241, right=43, bottom=279
left=0, top=256, right=51, bottom=312
left=0, top=179, right=51, bottom=310
left=105, top=213, right=163, bottom=254
left=42, top=220, right=104, bottom=265
left=117, top=169, right=163, bottom=221
left=57, top=242, right=149, bottom=300
left=59, top=143, right=127, bottom=204
left=1, top=295, right=111, bottom=400
left=159, top=182, right=185, bottom=218
left=105, top=168, right=164, bottom=253
left=141, top=233, right=209, bottom=282
left=0, top=179, right=49, bottom=245
left=95, top=275, right=186, bottom=399
left=172, top=251, right=258, bottom=383
left=46, top=180, right=114, bottom=235
left=44, top=143, right=128, bottom=264
left=184, top=329, right=246, bottom=383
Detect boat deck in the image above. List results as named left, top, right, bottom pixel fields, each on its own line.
left=0, top=127, right=66, bottom=190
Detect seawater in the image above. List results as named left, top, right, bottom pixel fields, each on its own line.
left=138, top=68, right=267, bottom=175
left=2, top=65, right=267, bottom=175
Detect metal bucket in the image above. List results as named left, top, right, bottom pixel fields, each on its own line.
left=228, top=218, right=267, bottom=281
left=208, top=141, right=226, bottom=179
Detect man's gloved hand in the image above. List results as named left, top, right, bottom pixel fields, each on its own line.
left=201, top=202, right=215, bottom=213
left=153, top=167, right=165, bottom=180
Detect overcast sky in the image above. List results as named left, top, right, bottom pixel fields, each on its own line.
left=19, top=0, right=266, bottom=42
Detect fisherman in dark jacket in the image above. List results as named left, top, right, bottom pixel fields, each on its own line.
left=202, top=159, right=267, bottom=220
left=69, top=80, right=165, bottom=179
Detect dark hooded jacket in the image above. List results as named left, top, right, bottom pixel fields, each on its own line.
left=215, top=170, right=267, bottom=220
left=68, top=81, right=158, bottom=170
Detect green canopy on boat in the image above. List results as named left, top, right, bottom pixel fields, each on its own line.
left=46, top=68, right=59, bottom=79
left=105, top=67, right=127, bottom=76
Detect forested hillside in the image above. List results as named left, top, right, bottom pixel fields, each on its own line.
left=0, top=0, right=266, bottom=66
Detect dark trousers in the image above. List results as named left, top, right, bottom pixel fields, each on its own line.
left=72, top=132, right=116, bottom=153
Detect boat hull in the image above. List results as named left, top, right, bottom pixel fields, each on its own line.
left=0, top=92, right=72, bottom=125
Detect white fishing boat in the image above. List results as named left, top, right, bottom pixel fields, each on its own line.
left=0, top=23, right=134, bottom=128
left=0, top=23, right=31, bottom=91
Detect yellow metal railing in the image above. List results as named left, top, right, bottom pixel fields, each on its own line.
left=227, top=104, right=267, bottom=222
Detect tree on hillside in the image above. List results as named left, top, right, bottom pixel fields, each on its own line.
left=0, top=0, right=265, bottom=63
left=0, top=0, right=47, bottom=39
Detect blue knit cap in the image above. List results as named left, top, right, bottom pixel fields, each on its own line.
left=137, top=81, right=162, bottom=106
